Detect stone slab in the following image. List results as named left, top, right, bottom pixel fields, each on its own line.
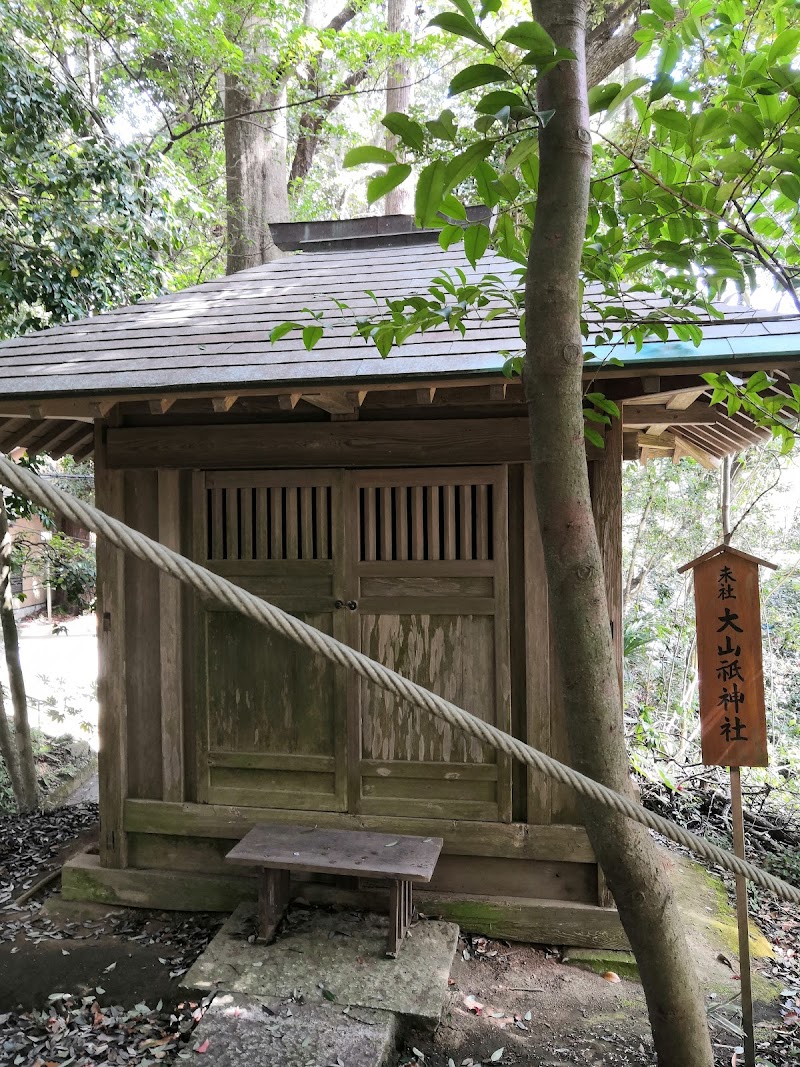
left=189, top=992, right=397, bottom=1067
left=182, top=903, right=459, bottom=1029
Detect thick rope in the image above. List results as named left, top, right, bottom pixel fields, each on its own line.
left=1, top=453, right=797, bottom=906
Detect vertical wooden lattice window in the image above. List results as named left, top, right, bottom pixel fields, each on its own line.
left=359, top=483, right=493, bottom=562
left=206, top=485, right=332, bottom=561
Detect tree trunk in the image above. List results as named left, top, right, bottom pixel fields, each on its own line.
left=523, top=2, right=713, bottom=1063
left=0, top=661, right=26, bottom=812
left=0, top=496, right=38, bottom=812
left=385, top=0, right=413, bottom=215
left=224, top=76, right=290, bottom=275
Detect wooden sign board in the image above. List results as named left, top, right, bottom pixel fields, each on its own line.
left=680, top=546, right=775, bottom=768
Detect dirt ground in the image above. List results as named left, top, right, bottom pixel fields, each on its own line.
left=401, top=938, right=656, bottom=1067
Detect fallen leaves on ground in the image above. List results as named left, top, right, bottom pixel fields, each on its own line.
left=1, top=992, right=212, bottom=1066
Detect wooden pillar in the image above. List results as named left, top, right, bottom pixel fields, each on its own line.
left=159, top=471, right=184, bottom=802
left=591, top=416, right=623, bottom=688
left=95, top=420, right=128, bottom=867
left=591, top=416, right=624, bottom=906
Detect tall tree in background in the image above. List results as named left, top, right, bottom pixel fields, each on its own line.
left=385, top=0, right=414, bottom=214
left=223, top=12, right=291, bottom=272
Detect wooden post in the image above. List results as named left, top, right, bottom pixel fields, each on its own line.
left=731, top=767, right=756, bottom=1067
left=95, top=420, right=128, bottom=867
left=158, top=471, right=184, bottom=802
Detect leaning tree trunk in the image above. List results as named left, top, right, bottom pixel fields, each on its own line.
left=224, top=73, right=290, bottom=275
left=0, top=664, right=26, bottom=811
left=523, top=2, right=713, bottom=1064
left=0, top=496, right=38, bottom=812
left=385, top=0, right=413, bottom=215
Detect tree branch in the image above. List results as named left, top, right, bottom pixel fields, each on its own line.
left=289, top=68, right=369, bottom=188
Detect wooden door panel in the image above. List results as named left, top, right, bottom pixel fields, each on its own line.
left=360, top=613, right=496, bottom=764
left=351, top=467, right=512, bottom=823
left=196, top=471, right=346, bottom=811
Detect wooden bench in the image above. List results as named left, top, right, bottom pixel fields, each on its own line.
left=225, top=823, right=444, bottom=957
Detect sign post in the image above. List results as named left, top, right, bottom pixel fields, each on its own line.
left=679, top=544, right=777, bottom=1067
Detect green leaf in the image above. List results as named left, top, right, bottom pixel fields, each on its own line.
left=440, top=193, right=467, bottom=220
left=475, top=161, right=501, bottom=207
left=769, top=152, right=800, bottom=176
left=439, top=223, right=463, bottom=250
left=476, top=90, right=526, bottom=115
left=777, top=173, right=800, bottom=201
left=606, top=77, right=649, bottom=117
left=426, top=110, right=458, bottom=143
left=449, top=63, right=512, bottom=95
left=588, top=83, right=621, bottom=115
left=727, top=111, right=763, bottom=148
left=585, top=392, right=620, bottom=417
left=343, top=145, right=396, bottom=168
left=447, top=0, right=477, bottom=22
left=768, top=28, right=800, bottom=64
left=270, top=322, right=300, bottom=343
left=652, top=108, right=689, bottom=135
left=367, top=164, right=412, bottom=205
left=648, top=72, right=674, bottom=102
left=501, top=20, right=556, bottom=57
left=427, top=12, right=491, bottom=48
left=302, top=325, right=323, bottom=351
left=415, top=159, right=448, bottom=227
left=504, top=136, right=538, bottom=171
left=443, top=140, right=493, bottom=195
left=382, top=113, right=426, bottom=152
left=464, top=222, right=491, bottom=267
left=583, top=424, right=605, bottom=449
left=716, top=151, right=752, bottom=176
left=650, top=0, right=674, bottom=18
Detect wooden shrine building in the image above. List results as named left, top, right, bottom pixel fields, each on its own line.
left=0, top=216, right=797, bottom=948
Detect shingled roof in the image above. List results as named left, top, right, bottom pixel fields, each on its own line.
left=0, top=231, right=799, bottom=400
left=0, top=217, right=797, bottom=465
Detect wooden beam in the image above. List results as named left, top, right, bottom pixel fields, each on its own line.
left=641, top=376, right=661, bottom=394
left=303, top=390, right=367, bottom=416
left=211, top=396, right=238, bottom=413
left=416, top=387, right=437, bottom=404
left=672, top=433, right=720, bottom=469
left=108, top=418, right=605, bottom=470
left=277, top=393, right=302, bottom=410
left=149, top=398, right=176, bottom=415
left=646, top=387, right=707, bottom=435
left=71, top=434, right=95, bottom=461
left=623, top=404, right=717, bottom=427
left=636, top=432, right=676, bottom=452
left=123, top=798, right=595, bottom=861
left=90, top=400, right=117, bottom=418
left=489, top=384, right=507, bottom=401
left=50, top=423, right=96, bottom=460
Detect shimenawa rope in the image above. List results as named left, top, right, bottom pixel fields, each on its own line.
left=1, top=453, right=797, bottom=906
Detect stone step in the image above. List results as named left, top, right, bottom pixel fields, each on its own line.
left=190, top=992, right=397, bottom=1067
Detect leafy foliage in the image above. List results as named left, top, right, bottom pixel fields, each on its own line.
left=278, top=0, right=800, bottom=448
left=0, top=30, right=188, bottom=336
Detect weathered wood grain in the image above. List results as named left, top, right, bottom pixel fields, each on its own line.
left=107, top=419, right=602, bottom=470
left=225, top=823, right=443, bottom=882
left=95, top=423, right=128, bottom=867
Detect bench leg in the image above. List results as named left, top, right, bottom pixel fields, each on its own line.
left=257, top=868, right=290, bottom=943
left=386, top=878, right=413, bottom=958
